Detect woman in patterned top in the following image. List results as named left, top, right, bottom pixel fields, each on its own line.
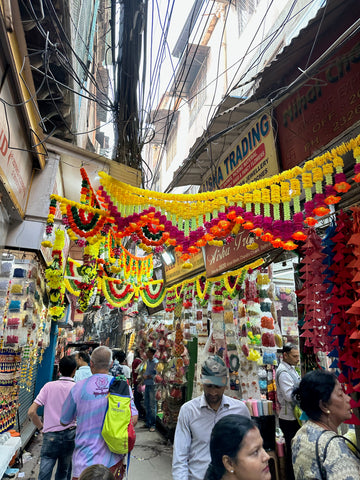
left=292, top=370, right=360, bottom=479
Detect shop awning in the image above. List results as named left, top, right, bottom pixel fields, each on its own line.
left=170, top=44, right=210, bottom=97
left=167, top=97, right=267, bottom=189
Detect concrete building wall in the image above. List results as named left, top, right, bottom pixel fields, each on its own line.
left=148, top=0, right=323, bottom=192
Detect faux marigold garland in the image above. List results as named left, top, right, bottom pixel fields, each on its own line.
left=223, top=270, right=247, bottom=299
left=119, top=244, right=153, bottom=283
left=102, top=277, right=135, bottom=307
left=44, top=135, right=360, bottom=276
left=45, top=195, right=113, bottom=243
left=166, top=258, right=264, bottom=308
left=95, top=134, right=360, bottom=261
left=80, top=167, right=100, bottom=209
left=195, top=276, right=211, bottom=306
left=101, top=277, right=166, bottom=308
left=140, top=280, right=166, bottom=307
left=45, top=229, right=66, bottom=321
left=77, top=242, right=100, bottom=312
left=64, top=258, right=82, bottom=297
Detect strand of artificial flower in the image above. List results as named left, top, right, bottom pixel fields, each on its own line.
left=98, top=136, right=359, bottom=218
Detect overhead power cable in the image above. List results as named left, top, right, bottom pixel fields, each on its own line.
left=164, top=16, right=360, bottom=192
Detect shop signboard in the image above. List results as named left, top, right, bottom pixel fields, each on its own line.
left=275, top=34, right=360, bottom=170
left=201, top=113, right=279, bottom=191
left=205, top=230, right=272, bottom=277
left=0, top=60, right=36, bottom=217
left=0, top=105, right=33, bottom=217
left=165, top=250, right=205, bottom=287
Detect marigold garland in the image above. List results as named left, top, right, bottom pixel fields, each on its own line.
left=95, top=134, right=360, bottom=260
left=102, top=277, right=135, bottom=307
left=64, top=258, right=82, bottom=297
left=42, top=134, right=360, bottom=316
left=140, top=281, right=166, bottom=307
left=45, top=229, right=66, bottom=321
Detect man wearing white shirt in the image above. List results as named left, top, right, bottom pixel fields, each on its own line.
left=172, top=355, right=250, bottom=480
left=276, top=343, right=300, bottom=480
left=74, top=351, right=92, bottom=382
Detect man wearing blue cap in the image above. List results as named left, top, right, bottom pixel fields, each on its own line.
left=172, top=355, right=250, bottom=480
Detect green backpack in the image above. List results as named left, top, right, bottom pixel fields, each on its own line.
left=102, top=377, right=136, bottom=454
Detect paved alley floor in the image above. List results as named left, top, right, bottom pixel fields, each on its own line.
left=14, top=420, right=173, bottom=480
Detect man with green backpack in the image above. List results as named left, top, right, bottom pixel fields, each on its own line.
left=61, top=346, right=138, bottom=480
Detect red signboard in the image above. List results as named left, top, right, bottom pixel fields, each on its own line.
left=205, top=230, right=272, bottom=277
left=275, top=34, right=360, bottom=170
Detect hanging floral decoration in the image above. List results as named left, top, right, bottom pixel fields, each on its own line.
left=102, top=277, right=135, bottom=307
left=92, top=279, right=103, bottom=310
left=45, top=229, right=66, bottom=321
left=64, top=258, right=82, bottom=297
left=42, top=136, right=360, bottom=320
left=195, top=276, right=212, bottom=307
left=77, top=241, right=100, bottom=312
left=43, top=166, right=114, bottom=243
left=223, top=270, right=247, bottom=299
left=212, top=280, right=224, bottom=312
left=183, top=282, right=194, bottom=309
left=165, top=289, right=177, bottom=312
left=94, top=135, right=360, bottom=264
left=80, top=167, right=101, bottom=209
left=141, top=280, right=167, bottom=308
left=101, top=276, right=166, bottom=308
left=43, top=135, right=360, bottom=300
left=118, top=244, right=153, bottom=283
left=166, top=258, right=263, bottom=310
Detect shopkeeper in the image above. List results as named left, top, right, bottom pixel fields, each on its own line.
left=276, top=343, right=301, bottom=480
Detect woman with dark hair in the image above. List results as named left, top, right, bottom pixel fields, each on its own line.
left=204, top=414, right=271, bottom=480
left=292, top=369, right=360, bottom=479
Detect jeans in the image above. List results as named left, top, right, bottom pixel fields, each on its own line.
left=133, top=383, right=146, bottom=418
left=144, top=384, right=156, bottom=428
left=39, top=427, right=76, bottom=480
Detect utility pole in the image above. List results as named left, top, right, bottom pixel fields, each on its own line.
left=112, top=0, right=146, bottom=171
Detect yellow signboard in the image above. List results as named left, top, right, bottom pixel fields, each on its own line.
left=201, top=113, right=279, bottom=191
left=165, top=250, right=205, bottom=287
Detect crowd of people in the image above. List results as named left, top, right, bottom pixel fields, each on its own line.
left=28, top=345, right=360, bottom=480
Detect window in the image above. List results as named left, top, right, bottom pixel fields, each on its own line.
left=189, top=60, right=207, bottom=126
left=166, top=119, right=178, bottom=170
left=236, top=0, right=261, bottom=35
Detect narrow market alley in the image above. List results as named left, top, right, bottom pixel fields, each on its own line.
left=15, top=421, right=173, bottom=480
left=3, top=1, right=360, bottom=480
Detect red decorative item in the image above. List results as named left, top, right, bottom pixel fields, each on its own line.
left=298, top=228, right=332, bottom=353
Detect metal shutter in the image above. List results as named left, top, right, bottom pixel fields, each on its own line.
left=17, top=356, right=39, bottom=428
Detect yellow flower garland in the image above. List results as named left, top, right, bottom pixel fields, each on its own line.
left=98, top=134, right=360, bottom=219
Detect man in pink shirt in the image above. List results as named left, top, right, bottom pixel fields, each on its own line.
left=28, top=355, right=77, bottom=480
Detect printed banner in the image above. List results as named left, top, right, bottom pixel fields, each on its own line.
left=201, top=113, right=279, bottom=191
